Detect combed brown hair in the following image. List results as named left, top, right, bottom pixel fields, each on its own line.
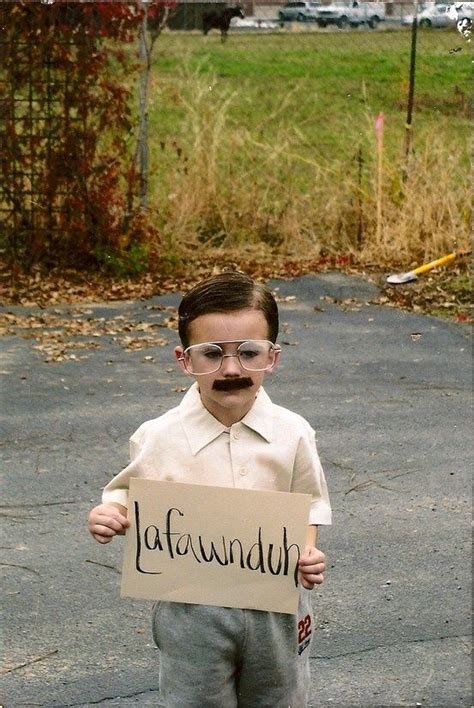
left=178, top=271, right=279, bottom=348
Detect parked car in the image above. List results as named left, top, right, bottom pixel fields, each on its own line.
left=315, top=0, right=385, bottom=28
left=456, top=1, right=474, bottom=22
left=278, top=1, right=321, bottom=22
left=230, top=16, right=280, bottom=29
left=401, top=3, right=461, bottom=28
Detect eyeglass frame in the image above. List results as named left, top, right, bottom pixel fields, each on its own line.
left=178, top=339, right=281, bottom=375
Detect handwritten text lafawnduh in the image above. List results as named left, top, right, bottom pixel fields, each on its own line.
left=134, top=502, right=302, bottom=586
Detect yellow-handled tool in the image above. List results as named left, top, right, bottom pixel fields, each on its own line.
left=387, top=252, right=457, bottom=284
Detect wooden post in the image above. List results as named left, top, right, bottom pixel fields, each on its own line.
left=404, top=0, right=418, bottom=164
left=375, top=112, right=384, bottom=245
left=136, top=1, right=171, bottom=210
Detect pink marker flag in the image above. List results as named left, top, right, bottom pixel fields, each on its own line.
left=375, top=112, right=385, bottom=135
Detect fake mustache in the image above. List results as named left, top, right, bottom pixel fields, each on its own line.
left=212, top=377, right=254, bottom=391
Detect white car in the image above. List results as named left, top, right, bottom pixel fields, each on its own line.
left=230, top=16, right=280, bottom=29
left=316, top=1, right=385, bottom=28
left=402, top=3, right=473, bottom=28
left=278, top=1, right=321, bottom=22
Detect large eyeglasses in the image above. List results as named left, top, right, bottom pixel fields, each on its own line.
left=179, top=340, right=280, bottom=375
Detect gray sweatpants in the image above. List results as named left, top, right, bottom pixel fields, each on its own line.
left=152, top=590, right=314, bottom=707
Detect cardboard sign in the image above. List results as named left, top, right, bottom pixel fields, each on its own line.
left=121, top=478, right=311, bottom=614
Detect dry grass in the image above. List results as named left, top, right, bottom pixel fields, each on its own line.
left=148, top=68, right=470, bottom=271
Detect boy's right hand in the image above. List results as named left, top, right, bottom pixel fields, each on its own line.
left=88, top=503, right=129, bottom=544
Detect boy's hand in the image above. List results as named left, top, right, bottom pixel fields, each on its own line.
left=298, top=546, right=326, bottom=590
left=88, top=503, right=129, bottom=544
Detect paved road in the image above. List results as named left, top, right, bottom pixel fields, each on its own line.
left=1, top=274, right=471, bottom=707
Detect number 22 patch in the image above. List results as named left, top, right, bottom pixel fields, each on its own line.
left=297, top=613, right=312, bottom=655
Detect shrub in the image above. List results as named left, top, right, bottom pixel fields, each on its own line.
left=0, top=1, right=169, bottom=272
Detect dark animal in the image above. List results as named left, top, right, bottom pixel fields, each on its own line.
left=202, top=5, right=244, bottom=42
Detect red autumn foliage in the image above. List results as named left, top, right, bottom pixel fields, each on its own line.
left=0, top=1, right=174, bottom=273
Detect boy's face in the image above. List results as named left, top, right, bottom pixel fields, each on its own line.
left=175, top=309, right=279, bottom=426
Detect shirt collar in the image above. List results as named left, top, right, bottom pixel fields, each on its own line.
left=178, top=382, right=274, bottom=455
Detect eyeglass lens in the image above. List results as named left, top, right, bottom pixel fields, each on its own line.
left=183, top=341, right=275, bottom=374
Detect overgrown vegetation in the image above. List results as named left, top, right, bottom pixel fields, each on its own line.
left=144, top=31, right=471, bottom=272
left=1, top=21, right=471, bottom=300
left=0, top=1, right=169, bottom=271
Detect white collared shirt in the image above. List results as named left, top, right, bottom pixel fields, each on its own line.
left=102, top=382, right=331, bottom=525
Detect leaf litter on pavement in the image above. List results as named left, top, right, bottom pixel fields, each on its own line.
left=0, top=307, right=177, bottom=363
left=0, top=257, right=471, bottom=366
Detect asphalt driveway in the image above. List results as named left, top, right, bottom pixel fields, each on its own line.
left=1, top=273, right=471, bottom=706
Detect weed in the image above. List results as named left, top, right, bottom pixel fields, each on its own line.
left=143, top=32, right=470, bottom=268
left=443, top=274, right=471, bottom=303
left=95, top=242, right=151, bottom=278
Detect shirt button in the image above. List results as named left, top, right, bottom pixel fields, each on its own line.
left=233, top=430, right=240, bottom=440
left=239, top=466, right=247, bottom=476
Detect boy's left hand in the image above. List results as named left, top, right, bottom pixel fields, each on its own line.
left=298, top=546, right=326, bottom=590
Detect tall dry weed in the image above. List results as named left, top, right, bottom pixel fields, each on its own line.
left=151, top=70, right=471, bottom=269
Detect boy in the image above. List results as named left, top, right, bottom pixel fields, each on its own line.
left=88, top=271, right=331, bottom=707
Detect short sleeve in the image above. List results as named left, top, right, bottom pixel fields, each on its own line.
left=101, top=426, right=146, bottom=508
left=291, top=426, right=332, bottom=525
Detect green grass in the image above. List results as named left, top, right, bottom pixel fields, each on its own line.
left=147, top=29, right=471, bottom=157
left=138, top=28, right=471, bottom=265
